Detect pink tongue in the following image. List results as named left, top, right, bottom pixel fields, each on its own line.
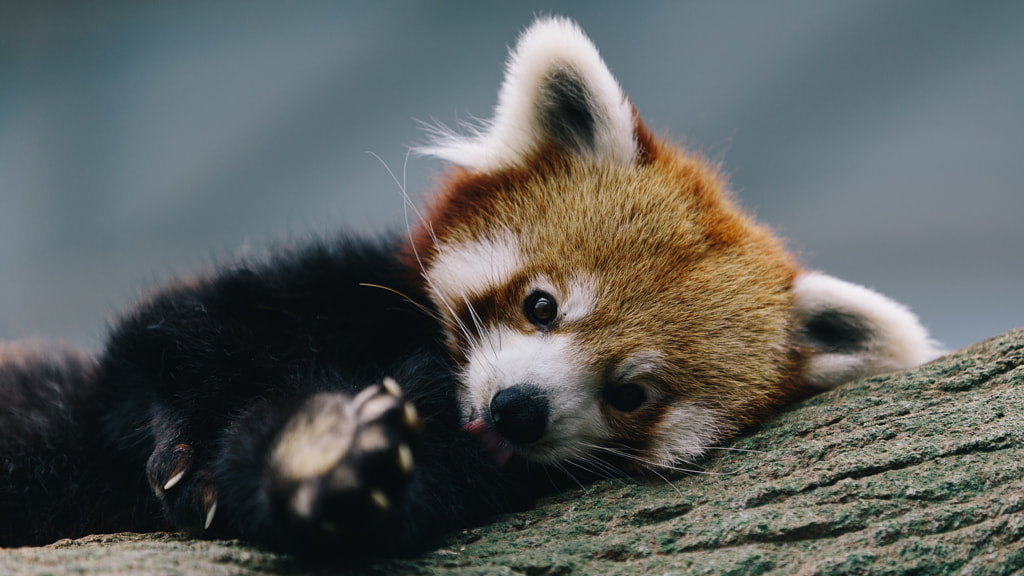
left=462, top=418, right=515, bottom=467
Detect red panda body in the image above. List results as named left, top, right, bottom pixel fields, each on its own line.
left=0, top=16, right=940, bottom=558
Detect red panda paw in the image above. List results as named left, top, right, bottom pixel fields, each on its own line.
left=146, top=440, right=193, bottom=497
left=266, top=380, right=421, bottom=535
left=145, top=426, right=220, bottom=535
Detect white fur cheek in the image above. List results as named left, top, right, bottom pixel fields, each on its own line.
left=644, top=404, right=727, bottom=467
left=460, top=327, right=609, bottom=463
left=461, top=328, right=582, bottom=416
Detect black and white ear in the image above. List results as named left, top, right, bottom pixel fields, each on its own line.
left=794, top=272, right=943, bottom=389
left=417, top=16, right=637, bottom=171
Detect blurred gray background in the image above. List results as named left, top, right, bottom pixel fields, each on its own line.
left=2, top=1, right=1022, bottom=352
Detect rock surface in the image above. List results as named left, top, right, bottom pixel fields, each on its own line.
left=2, top=329, right=1022, bottom=575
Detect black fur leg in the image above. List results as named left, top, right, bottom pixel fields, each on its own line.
left=0, top=346, right=167, bottom=546
left=1, top=239, right=546, bottom=555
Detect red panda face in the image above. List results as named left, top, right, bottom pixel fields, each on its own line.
left=412, top=17, right=941, bottom=471
left=420, top=153, right=802, bottom=468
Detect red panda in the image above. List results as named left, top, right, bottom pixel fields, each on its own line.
left=411, top=16, right=941, bottom=470
left=0, top=16, right=940, bottom=558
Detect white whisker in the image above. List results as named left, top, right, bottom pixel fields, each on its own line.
left=358, top=283, right=443, bottom=324
left=365, top=149, right=435, bottom=289
left=583, top=442, right=747, bottom=477
left=700, top=446, right=766, bottom=455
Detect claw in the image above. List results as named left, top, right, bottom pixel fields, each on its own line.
left=358, top=395, right=398, bottom=425
left=204, top=499, right=218, bottom=531
left=403, top=402, right=421, bottom=431
left=397, top=443, right=414, bottom=474
left=370, top=489, right=390, bottom=511
left=163, top=469, right=186, bottom=491
left=351, top=386, right=379, bottom=410
left=381, top=376, right=402, bottom=397
left=147, top=442, right=193, bottom=496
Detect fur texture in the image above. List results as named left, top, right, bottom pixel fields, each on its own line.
left=0, top=16, right=940, bottom=558
left=1, top=241, right=540, bottom=556
left=412, top=16, right=940, bottom=470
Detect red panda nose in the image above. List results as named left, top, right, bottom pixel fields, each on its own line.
left=489, top=385, right=549, bottom=445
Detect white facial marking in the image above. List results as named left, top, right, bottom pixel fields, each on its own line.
left=615, top=350, right=667, bottom=384
left=528, top=274, right=597, bottom=324
left=425, top=232, right=523, bottom=306
left=461, top=327, right=608, bottom=464
left=646, top=404, right=727, bottom=467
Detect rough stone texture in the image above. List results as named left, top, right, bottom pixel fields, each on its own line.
left=2, top=328, right=1022, bottom=575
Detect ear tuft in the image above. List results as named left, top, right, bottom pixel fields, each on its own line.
left=416, top=16, right=636, bottom=171
left=794, top=272, right=943, bottom=388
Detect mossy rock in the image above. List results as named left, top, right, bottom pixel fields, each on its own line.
left=3, top=329, right=1022, bottom=575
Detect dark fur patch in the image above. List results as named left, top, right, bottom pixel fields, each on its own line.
left=0, top=238, right=545, bottom=555
left=539, top=67, right=596, bottom=154
left=802, top=309, right=872, bottom=353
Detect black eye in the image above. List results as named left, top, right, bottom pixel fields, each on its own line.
left=604, top=383, right=647, bottom=412
left=524, top=291, right=558, bottom=327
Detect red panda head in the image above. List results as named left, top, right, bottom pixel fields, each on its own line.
left=410, top=17, right=941, bottom=471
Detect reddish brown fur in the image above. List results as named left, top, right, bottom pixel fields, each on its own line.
left=393, top=16, right=932, bottom=470
left=411, top=116, right=815, bottom=463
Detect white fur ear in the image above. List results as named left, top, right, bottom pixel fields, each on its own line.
left=793, top=272, right=943, bottom=389
left=417, top=16, right=637, bottom=171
